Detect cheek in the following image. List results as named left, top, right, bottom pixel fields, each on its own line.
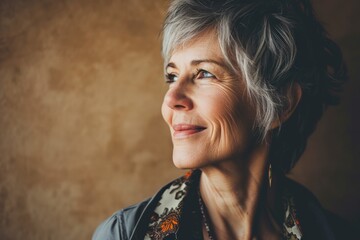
left=199, top=84, right=255, bottom=148
left=214, top=82, right=254, bottom=127
left=203, top=83, right=249, bottom=125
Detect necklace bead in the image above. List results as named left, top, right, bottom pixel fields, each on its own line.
left=198, top=190, right=216, bottom=240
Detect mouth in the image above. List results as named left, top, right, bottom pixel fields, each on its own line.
left=172, top=124, right=206, bottom=139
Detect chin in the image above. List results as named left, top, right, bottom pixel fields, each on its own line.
left=172, top=156, right=196, bottom=169
left=172, top=151, right=206, bottom=170
left=172, top=152, right=223, bottom=170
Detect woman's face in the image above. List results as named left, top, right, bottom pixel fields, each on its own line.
left=161, top=30, right=258, bottom=169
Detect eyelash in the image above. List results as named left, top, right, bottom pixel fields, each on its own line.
left=196, top=69, right=215, bottom=79
left=165, top=69, right=215, bottom=84
left=165, top=73, right=178, bottom=84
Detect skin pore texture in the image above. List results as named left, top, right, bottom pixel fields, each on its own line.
left=161, top=30, right=301, bottom=240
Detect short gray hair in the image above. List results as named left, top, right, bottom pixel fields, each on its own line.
left=162, top=0, right=347, bottom=173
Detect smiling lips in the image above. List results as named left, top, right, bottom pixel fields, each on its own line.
left=172, top=124, right=206, bottom=138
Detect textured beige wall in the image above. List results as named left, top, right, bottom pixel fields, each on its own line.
left=0, top=0, right=359, bottom=239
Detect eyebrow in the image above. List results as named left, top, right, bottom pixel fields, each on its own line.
left=166, top=59, right=228, bottom=70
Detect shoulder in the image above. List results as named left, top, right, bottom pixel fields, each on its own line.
left=92, top=199, right=151, bottom=240
left=324, top=210, right=357, bottom=239
left=92, top=173, right=193, bottom=240
left=284, top=177, right=356, bottom=239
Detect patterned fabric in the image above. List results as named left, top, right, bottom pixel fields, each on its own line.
left=144, top=171, right=303, bottom=240
left=144, top=172, right=192, bottom=240
left=282, top=195, right=303, bottom=239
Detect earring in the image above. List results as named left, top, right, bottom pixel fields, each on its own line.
left=268, top=164, right=272, bottom=188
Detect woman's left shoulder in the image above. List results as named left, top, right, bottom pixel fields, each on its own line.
left=284, top=177, right=356, bottom=239
left=323, top=210, right=357, bottom=239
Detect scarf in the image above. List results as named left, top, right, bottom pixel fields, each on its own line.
left=144, top=171, right=302, bottom=240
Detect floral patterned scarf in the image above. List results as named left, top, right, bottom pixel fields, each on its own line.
left=144, top=171, right=303, bottom=240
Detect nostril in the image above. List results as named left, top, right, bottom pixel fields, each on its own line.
left=174, top=104, right=186, bottom=109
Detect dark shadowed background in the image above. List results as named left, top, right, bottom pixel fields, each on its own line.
left=0, top=0, right=359, bottom=239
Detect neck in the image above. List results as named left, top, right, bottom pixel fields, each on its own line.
left=199, top=142, right=281, bottom=240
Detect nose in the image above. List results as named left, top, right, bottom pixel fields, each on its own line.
left=164, top=84, right=193, bottom=111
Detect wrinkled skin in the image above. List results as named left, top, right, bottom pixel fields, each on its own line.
left=161, top=30, right=258, bottom=170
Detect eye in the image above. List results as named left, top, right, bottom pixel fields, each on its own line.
left=165, top=73, right=178, bottom=84
left=196, top=69, right=215, bottom=79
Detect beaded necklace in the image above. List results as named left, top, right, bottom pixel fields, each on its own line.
left=198, top=191, right=216, bottom=240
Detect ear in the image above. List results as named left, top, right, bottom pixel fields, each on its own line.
left=271, top=82, right=302, bottom=129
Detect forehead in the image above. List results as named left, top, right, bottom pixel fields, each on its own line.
left=168, top=30, right=224, bottom=64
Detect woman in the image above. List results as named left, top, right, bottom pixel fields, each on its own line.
left=93, top=0, right=350, bottom=239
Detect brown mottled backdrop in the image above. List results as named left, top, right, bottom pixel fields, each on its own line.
left=0, top=0, right=359, bottom=239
